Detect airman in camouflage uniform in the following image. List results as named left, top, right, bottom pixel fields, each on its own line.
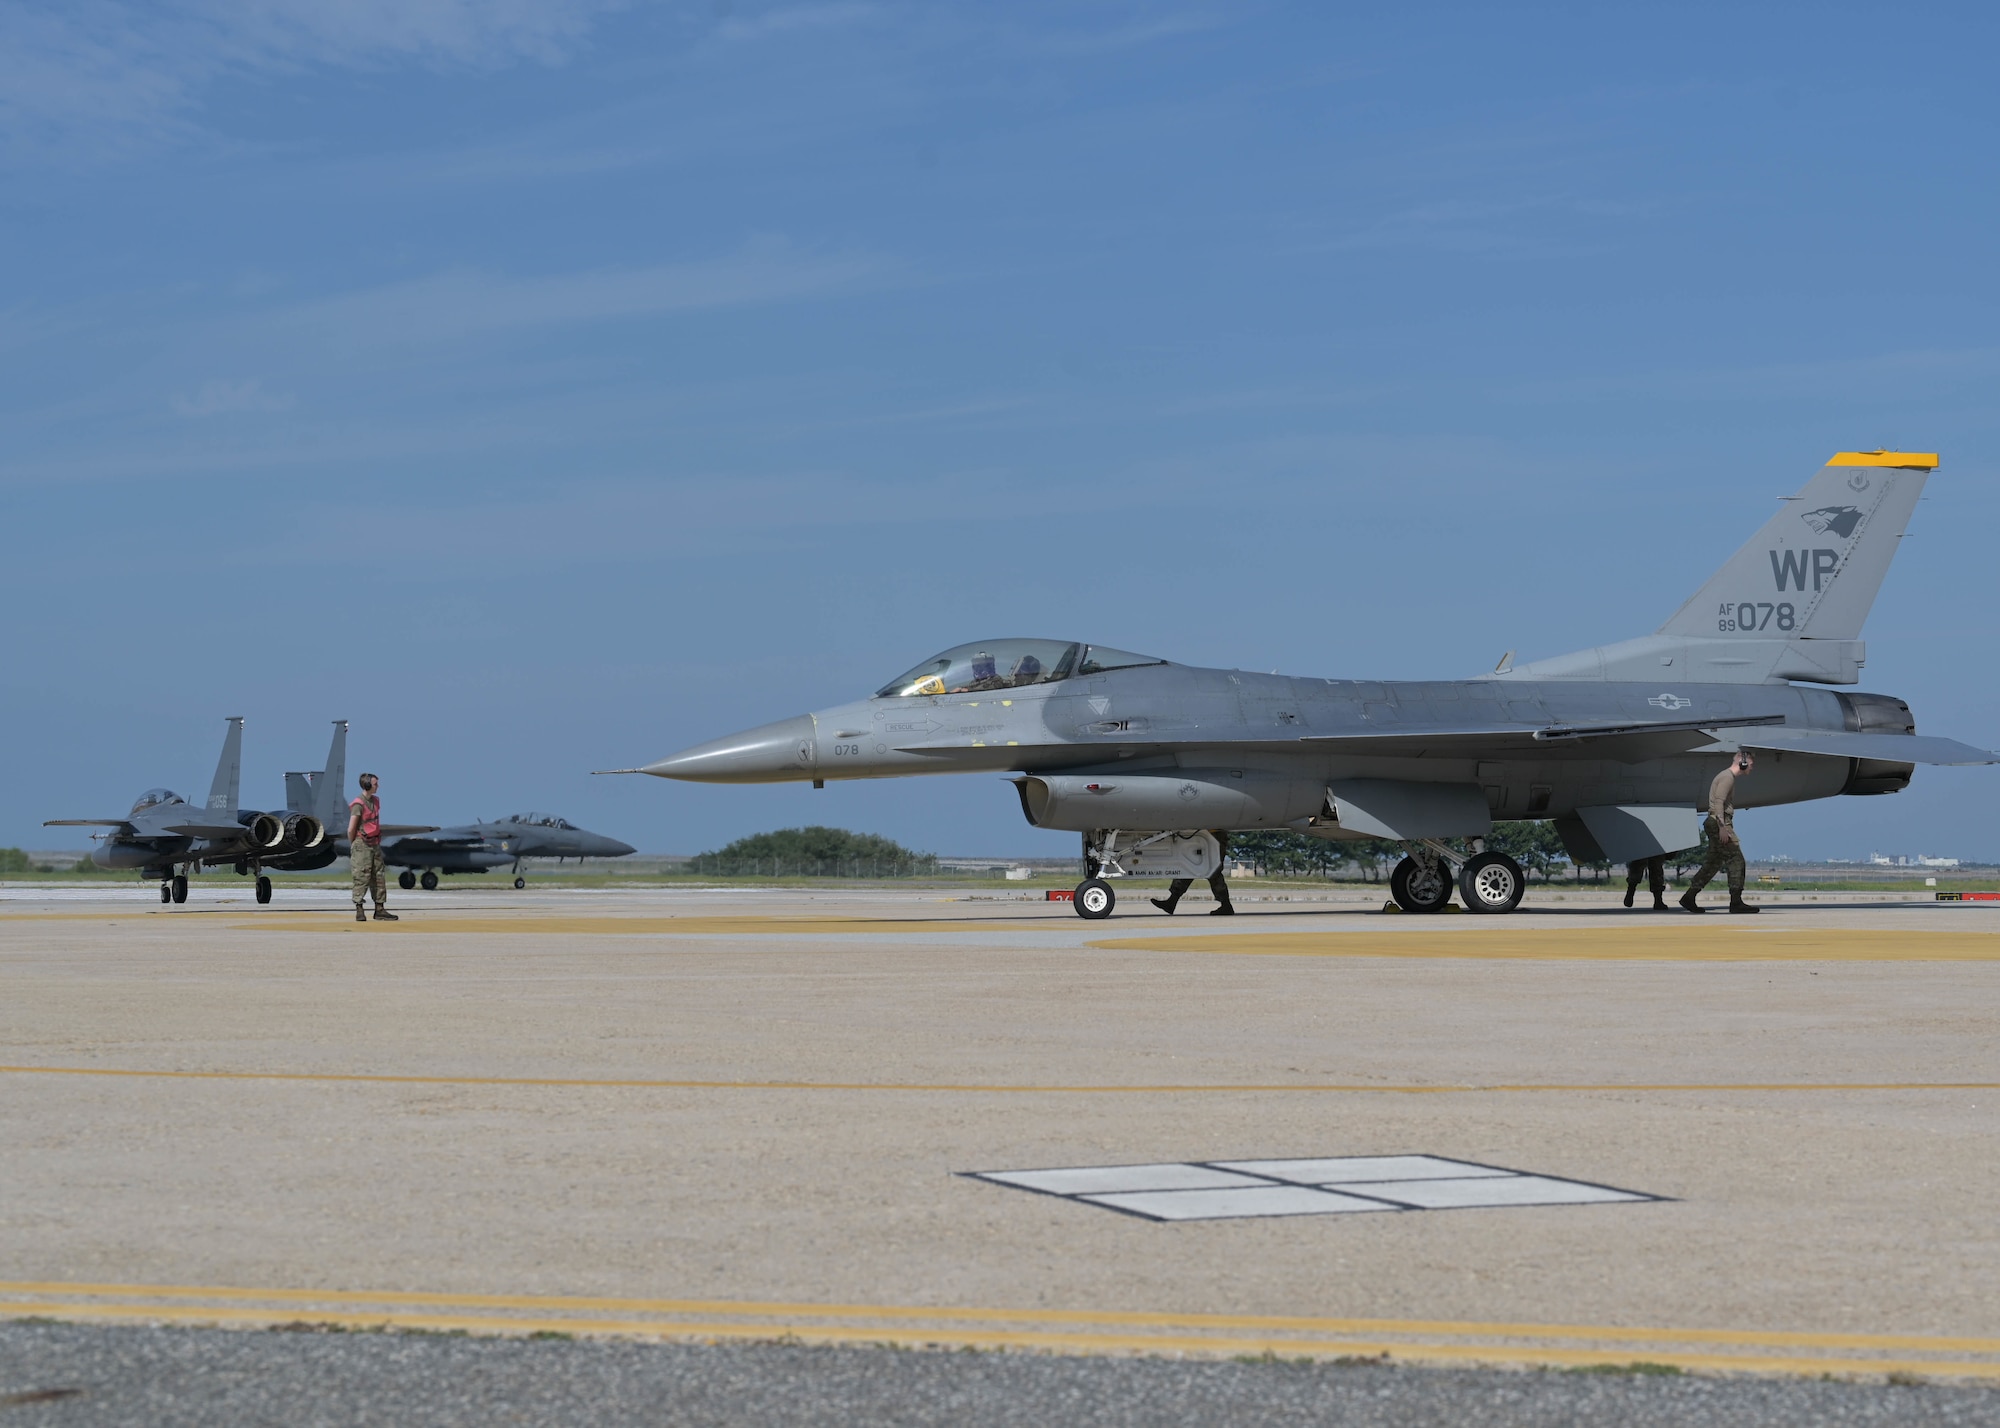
left=1152, top=831, right=1236, bottom=916
left=1680, top=752, right=1758, bottom=914
left=347, top=772, right=398, bottom=922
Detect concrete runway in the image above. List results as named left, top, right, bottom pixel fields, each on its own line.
left=2, top=883, right=1998, bottom=1390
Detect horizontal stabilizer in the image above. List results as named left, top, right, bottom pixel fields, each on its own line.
left=42, top=818, right=134, bottom=828
left=161, top=817, right=257, bottom=838
left=1714, top=727, right=1998, bottom=765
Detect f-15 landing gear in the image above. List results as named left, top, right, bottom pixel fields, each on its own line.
left=170, top=873, right=188, bottom=904
left=419, top=871, right=439, bottom=891
left=1074, top=877, right=1116, bottom=919
left=513, top=876, right=526, bottom=889
left=398, top=871, right=417, bottom=891
left=254, top=875, right=272, bottom=905
left=159, top=882, right=173, bottom=904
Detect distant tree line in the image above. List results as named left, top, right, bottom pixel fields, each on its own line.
left=1228, top=822, right=1620, bottom=885
left=686, top=826, right=939, bottom=879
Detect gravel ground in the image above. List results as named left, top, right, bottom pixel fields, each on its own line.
left=3, top=1324, right=1997, bottom=1428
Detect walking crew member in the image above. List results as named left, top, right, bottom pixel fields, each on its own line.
left=347, top=772, right=399, bottom=923
left=1624, top=854, right=1668, bottom=911
left=1680, top=752, right=1759, bottom=915
left=1152, top=831, right=1236, bottom=916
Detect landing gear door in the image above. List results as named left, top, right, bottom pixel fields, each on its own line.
left=1105, top=831, right=1222, bottom=880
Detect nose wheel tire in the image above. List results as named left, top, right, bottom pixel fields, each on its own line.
left=513, top=876, right=526, bottom=890
left=1458, top=852, right=1525, bottom=913
left=1389, top=856, right=1452, bottom=913
left=254, top=875, right=272, bottom=905
left=170, top=874, right=188, bottom=905
left=1073, top=877, right=1116, bottom=920
left=398, top=871, right=417, bottom=891
left=419, top=872, right=439, bottom=891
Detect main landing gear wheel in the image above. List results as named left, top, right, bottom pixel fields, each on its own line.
left=398, top=871, right=417, bottom=891
left=419, top=871, right=439, bottom=891
left=254, top=875, right=272, bottom=905
left=1389, top=856, right=1452, bottom=913
left=159, top=883, right=173, bottom=904
left=513, top=876, right=526, bottom=890
left=170, top=874, right=189, bottom=905
left=1458, top=852, right=1525, bottom=914
left=1073, top=877, right=1116, bottom=920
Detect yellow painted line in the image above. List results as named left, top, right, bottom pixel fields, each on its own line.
left=1092, top=928, right=2000, bottom=961
left=0, top=1064, right=1993, bottom=1095
left=6, top=1280, right=2000, bottom=1355
left=5, top=1298, right=2000, bottom=1379
left=0, top=913, right=1051, bottom=935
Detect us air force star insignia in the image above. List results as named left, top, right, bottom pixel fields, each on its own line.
left=1648, top=693, right=1692, bottom=711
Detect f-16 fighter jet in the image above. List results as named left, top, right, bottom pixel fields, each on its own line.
left=46, top=718, right=330, bottom=905
left=630, top=452, right=1997, bottom=918
left=385, top=814, right=636, bottom=890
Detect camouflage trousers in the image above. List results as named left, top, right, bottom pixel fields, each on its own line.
left=351, top=840, right=387, bottom=908
left=1685, top=816, right=1745, bottom=896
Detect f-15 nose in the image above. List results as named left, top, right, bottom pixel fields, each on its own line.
left=593, top=834, right=637, bottom=857
left=642, top=714, right=817, bottom=784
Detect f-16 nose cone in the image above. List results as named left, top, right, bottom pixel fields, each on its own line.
left=642, top=714, right=817, bottom=784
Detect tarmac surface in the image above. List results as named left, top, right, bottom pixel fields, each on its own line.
left=2, top=880, right=1998, bottom=1417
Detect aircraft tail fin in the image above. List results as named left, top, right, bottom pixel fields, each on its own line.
left=206, top=717, right=244, bottom=813
left=284, top=772, right=315, bottom=814
left=311, top=721, right=349, bottom=829
left=1657, top=451, right=1933, bottom=642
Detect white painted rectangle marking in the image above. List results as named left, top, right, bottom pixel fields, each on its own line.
left=1353, top=1175, right=1648, bottom=1209
left=1081, top=1186, right=1394, bottom=1221
left=978, top=1164, right=1268, bottom=1196
left=1217, top=1156, right=1510, bottom=1185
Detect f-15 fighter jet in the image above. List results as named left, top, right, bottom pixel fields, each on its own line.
left=630, top=452, right=1997, bottom=918
left=384, top=814, right=636, bottom=890
left=46, top=718, right=330, bottom=905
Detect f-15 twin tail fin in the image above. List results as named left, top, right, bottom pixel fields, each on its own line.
left=207, top=717, right=244, bottom=813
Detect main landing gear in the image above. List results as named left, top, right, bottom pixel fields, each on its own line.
left=1388, top=843, right=1527, bottom=914
left=398, top=871, right=417, bottom=891
left=163, top=873, right=188, bottom=904
left=254, top=875, right=272, bottom=905
left=420, top=872, right=439, bottom=891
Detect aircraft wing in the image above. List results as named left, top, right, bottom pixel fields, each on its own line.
left=1713, top=727, right=2000, bottom=765
left=159, top=816, right=258, bottom=838
left=379, top=824, right=442, bottom=837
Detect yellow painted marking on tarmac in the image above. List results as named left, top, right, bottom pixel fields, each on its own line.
left=0, top=913, right=1049, bottom=934
left=1092, top=928, right=2000, bottom=962
left=0, top=1064, right=1994, bottom=1095
left=6, top=1280, right=2000, bottom=1354
left=3, top=1285, right=2000, bottom=1377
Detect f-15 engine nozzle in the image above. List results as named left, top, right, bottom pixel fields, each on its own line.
left=245, top=812, right=286, bottom=849
left=280, top=814, right=324, bottom=851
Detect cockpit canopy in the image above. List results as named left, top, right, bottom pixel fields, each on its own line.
left=505, top=812, right=575, bottom=829
left=131, top=788, right=184, bottom=815
left=875, top=639, right=1165, bottom=698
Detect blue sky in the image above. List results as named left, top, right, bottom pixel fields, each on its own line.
left=4, top=1, right=1997, bottom=861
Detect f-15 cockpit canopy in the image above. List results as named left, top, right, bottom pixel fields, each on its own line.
left=504, top=812, right=575, bottom=829
left=875, top=640, right=1166, bottom=698
left=131, top=788, right=185, bottom=815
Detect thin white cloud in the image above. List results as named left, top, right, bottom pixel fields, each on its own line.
left=0, top=0, right=630, bottom=161
left=171, top=377, right=295, bottom=416
left=713, top=3, right=881, bottom=44
left=268, top=243, right=889, bottom=347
